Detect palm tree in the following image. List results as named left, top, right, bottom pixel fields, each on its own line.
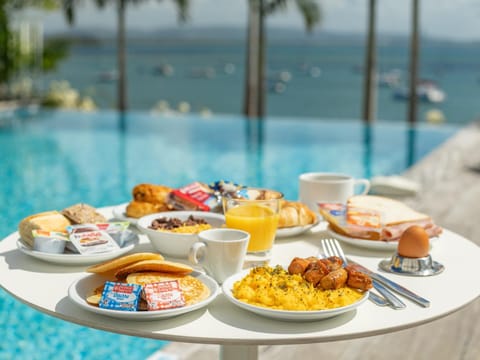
left=407, top=0, right=420, bottom=124
left=362, top=0, right=377, bottom=123
left=62, top=0, right=189, bottom=113
left=243, top=0, right=321, bottom=118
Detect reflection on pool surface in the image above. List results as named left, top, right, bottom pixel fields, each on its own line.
left=0, top=110, right=459, bottom=359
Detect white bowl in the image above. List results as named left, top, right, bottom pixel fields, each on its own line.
left=137, top=211, right=225, bottom=258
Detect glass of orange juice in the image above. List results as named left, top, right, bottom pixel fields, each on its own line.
left=223, top=196, right=281, bottom=266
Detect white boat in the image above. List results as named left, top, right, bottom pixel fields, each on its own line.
left=378, top=69, right=401, bottom=88
left=96, top=70, right=118, bottom=83
left=393, top=80, right=446, bottom=103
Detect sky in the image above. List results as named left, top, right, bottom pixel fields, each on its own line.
left=20, top=0, right=480, bottom=42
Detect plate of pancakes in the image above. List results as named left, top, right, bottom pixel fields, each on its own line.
left=68, top=252, right=219, bottom=320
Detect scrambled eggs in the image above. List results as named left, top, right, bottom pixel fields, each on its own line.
left=232, top=265, right=363, bottom=311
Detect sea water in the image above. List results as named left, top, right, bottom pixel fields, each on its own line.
left=38, top=37, right=480, bottom=124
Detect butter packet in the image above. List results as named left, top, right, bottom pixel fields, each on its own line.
left=67, top=224, right=120, bottom=255
left=99, top=281, right=142, bottom=311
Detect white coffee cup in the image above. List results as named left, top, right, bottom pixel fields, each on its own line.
left=189, top=228, right=250, bottom=284
left=299, top=172, right=371, bottom=211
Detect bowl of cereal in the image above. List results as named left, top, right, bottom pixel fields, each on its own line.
left=137, top=211, right=225, bottom=258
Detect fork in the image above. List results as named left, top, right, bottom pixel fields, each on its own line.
left=321, top=238, right=406, bottom=309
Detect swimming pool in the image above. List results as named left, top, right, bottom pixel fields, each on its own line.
left=0, top=110, right=459, bottom=359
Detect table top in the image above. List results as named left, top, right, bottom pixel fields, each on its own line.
left=1, top=208, right=479, bottom=346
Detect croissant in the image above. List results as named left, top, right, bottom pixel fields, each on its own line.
left=278, top=201, right=317, bottom=228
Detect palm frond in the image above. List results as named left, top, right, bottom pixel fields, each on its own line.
left=295, top=0, right=321, bottom=33
left=172, top=0, right=189, bottom=23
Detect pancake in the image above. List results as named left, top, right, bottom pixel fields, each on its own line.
left=126, top=272, right=210, bottom=305
left=114, top=260, right=193, bottom=279
left=86, top=284, right=105, bottom=306
left=86, top=252, right=165, bottom=275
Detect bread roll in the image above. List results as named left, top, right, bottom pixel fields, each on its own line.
left=278, top=201, right=317, bottom=228
left=18, top=211, right=72, bottom=247
left=125, top=200, right=171, bottom=218
left=62, top=203, right=107, bottom=224
left=132, top=184, right=172, bottom=204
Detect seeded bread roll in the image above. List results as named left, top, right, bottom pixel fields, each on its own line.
left=18, top=211, right=72, bottom=247
left=62, top=203, right=107, bottom=224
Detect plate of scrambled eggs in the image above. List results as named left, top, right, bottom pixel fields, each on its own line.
left=222, top=266, right=369, bottom=321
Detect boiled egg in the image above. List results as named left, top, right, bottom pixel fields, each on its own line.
left=397, top=225, right=430, bottom=258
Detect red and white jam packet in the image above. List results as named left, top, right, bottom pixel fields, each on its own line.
left=95, top=222, right=133, bottom=247
left=99, top=281, right=142, bottom=311
left=67, top=224, right=120, bottom=255
left=168, top=182, right=219, bottom=212
left=142, top=280, right=186, bottom=311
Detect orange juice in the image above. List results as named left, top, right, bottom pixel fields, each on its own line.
left=225, top=204, right=279, bottom=252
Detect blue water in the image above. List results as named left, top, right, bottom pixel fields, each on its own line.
left=0, top=110, right=459, bottom=359
left=39, top=38, right=480, bottom=124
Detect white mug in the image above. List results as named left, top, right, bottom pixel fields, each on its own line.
left=189, top=228, right=250, bottom=284
left=299, top=172, right=370, bottom=211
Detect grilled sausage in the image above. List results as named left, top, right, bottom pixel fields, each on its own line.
left=345, top=265, right=373, bottom=291
left=319, top=256, right=343, bottom=272
left=288, top=257, right=311, bottom=275
left=319, top=268, right=348, bottom=290
left=303, top=261, right=329, bottom=286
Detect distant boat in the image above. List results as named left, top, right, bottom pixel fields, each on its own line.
left=378, top=69, right=401, bottom=88
left=153, top=64, right=174, bottom=77
left=393, top=80, right=446, bottom=104
left=268, top=80, right=287, bottom=94
left=223, top=63, right=236, bottom=75
left=96, top=70, right=118, bottom=83
left=189, top=67, right=216, bottom=79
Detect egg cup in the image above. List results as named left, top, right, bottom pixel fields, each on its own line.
left=379, top=253, right=444, bottom=276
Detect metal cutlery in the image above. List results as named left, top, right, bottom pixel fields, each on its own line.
left=346, top=260, right=431, bottom=308
left=321, top=238, right=406, bottom=309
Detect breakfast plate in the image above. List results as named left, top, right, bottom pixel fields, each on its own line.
left=276, top=219, right=320, bottom=238
left=222, top=268, right=369, bottom=321
left=68, top=271, right=219, bottom=320
left=325, top=227, right=398, bottom=251
left=16, top=235, right=139, bottom=266
left=111, top=203, right=138, bottom=225
left=326, top=226, right=438, bottom=251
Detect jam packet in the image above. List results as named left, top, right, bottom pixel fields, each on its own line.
left=95, top=222, right=133, bottom=247
left=168, top=182, right=220, bottom=212
left=142, top=280, right=186, bottom=311
left=67, top=224, right=120, bottom=255
left=99, top=281, right=142, bottom=311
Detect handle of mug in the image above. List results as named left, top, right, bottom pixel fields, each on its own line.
left=355, top=179, right=371, bottom=195
left=188, top=242, right=206, bottom=265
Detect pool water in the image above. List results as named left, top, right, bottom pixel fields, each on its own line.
left=0, top=110, right=459, bottom=359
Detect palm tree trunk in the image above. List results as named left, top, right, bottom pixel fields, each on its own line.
left=117, top=0, right=127, bottom=113
left=362, top=0, right=377, bottom=123
left=243, top=0, right=264, bottom=118
left=407, top=0, right=419, bottom=124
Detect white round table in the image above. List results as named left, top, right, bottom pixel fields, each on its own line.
left=1, top=210, right=479, bottom=360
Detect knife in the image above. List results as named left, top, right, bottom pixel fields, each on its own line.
left=372, top=280, right=406, bottom=309
left=348, top=259, right=431, bottom=308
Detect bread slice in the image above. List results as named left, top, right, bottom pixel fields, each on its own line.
left=18, top=211, right=72, bottom=247
left=347, top=195, right=430, bottom=226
